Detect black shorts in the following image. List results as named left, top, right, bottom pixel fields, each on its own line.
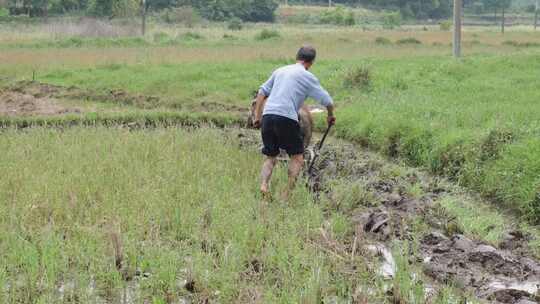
left=261, top=114, right=304, bottom=157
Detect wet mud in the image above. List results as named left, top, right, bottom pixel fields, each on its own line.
left=305, top=137, right=540, bottom=303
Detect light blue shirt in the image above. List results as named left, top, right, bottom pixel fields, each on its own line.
left=258, top=63, right=333, bottom=122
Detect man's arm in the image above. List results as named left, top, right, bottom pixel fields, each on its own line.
left=253, top=71, right=276, bottom=128
left=253, top=94, right=267, bottom=128
left=307, top=75, right=336, bottom=126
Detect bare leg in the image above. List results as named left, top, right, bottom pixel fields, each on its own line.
left=260, top=156, right=277, bottom=195
left=282, top=154, right=304, bottom=200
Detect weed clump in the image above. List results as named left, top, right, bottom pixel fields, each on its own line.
left=396, top=37, right=422, bottom=45
left=319, top=7, right=356, bottom=26
left=375, top=37, right=392, bottom=45
left=382, top=11, right=401, bottom=29
left=222, top=34, right=237, bottom=40
left=227, top=17, right=243, bottom=31
left=502, top=40, right=540, bottom=48
left=343, top=66, right=372, bottom=90
left=255, top=29, right=280, bottom=41
left=439, top=20, right=452, bottom=31
left=179, top=31, right=204, bottom=41
left=480, top=130, right=514, bottom=161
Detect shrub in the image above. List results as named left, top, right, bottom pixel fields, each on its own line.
left=319, top=7, right=355, bottom=26
left=194, top=0, right=278, bottom=22
left=286, top=13, right=312, bottom=24
left=162, top=7, right=200, bottom=27
left=254, top=29, right=280, bottom=41
left=0, top=7, right=8, bottom=18
left=440, top=20, right=452, bottom=31
left=396, top=37, right=422, bottom=45
left=227, top=17, right=243, bottom=31
left=179, top=32, right=204, bottom=41
left=344, top=11, right=356, bottom=26
left=343, top=66, right=372, bottom=90
left=222, top=34, right=238, bottom=40
left=375, top=37, right=392, bottom=45
left=382, top=11, right=401, bottom=29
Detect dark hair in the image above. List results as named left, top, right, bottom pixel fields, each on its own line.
left=296, top=46, right=316, bottom=63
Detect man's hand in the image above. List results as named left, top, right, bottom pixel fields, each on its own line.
left=327, top=115, right=336, bottom=126
left=253, top=118, right=262, bottom=129
left=326, top=104, right=335, bottom=126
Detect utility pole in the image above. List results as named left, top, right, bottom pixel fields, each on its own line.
left=501, top=5, right=505, bottom=34
left=329, top=0, right=332, bottom=7
left=535, top=0, right=539, bottom=31
left=453, top=0, right=462, bottom=58
left=141, top=0, right=147, bottom=36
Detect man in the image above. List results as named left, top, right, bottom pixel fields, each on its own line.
left=252, top=46, right=336, bottom=200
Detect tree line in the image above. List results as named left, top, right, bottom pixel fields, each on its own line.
left=2, top=0, right=528, bottom=22
left=5, top=0, right=278, bottom=21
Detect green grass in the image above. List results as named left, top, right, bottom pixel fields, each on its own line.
left=0, top=110, right=244, bottom=129
left=10, top=50, right=540, bottom=222
left=0, top=127, right=497, bottom=303
left=0, top=127, right=367, bottom=303
left=3, top=36, right=540, bottom=222
left=333, top=54, right=540, bottom=222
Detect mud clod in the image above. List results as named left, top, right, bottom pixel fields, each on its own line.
left=364, top=211, right=390, bottom=234
left=452, top=234, right=476, bottom=252
left=422, top=232, right=449, bottom=245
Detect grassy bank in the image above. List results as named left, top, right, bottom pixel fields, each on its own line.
left=334, top=53, right=540, bottom=222
left=0, top=110, right=244, bottom=129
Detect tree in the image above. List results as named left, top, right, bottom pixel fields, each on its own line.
left=87, top=0, right=139, bottom=17
left=193, top=0, right=278, bottom=22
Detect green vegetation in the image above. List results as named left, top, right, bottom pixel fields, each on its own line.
left=0, top=127, right=352, bottom=302
left=0, top=126, right=499, bottom=302
left=254, top=28, right=280, bottom=40
left=2, top=15, right=540, bottom=301
left=0, top=110, right=244, bottom=129
left=396, top=37, right=422, bottom=44
left=2, top=27, right=539, bottom=222
left=334, top=55, right=540, bottom=222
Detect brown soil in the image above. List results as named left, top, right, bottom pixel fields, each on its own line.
left=5, top=81, right=249, bottom=115
left=0, top=90, right=81, bottom=116
left=305, top=139, right=540, bottom=303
